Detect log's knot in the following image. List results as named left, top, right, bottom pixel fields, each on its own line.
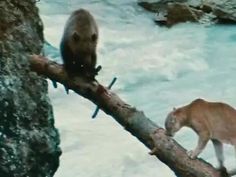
left=152, top=127, right=165, bottom=135
left=149, top=128, right=165, bottom=145
left=149, top=127, right=167, bottom=155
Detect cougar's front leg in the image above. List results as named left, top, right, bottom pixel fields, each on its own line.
left=187, top=131, right=209, bottom=159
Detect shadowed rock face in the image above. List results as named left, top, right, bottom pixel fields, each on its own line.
left=0, top=1, right=61, bottom=177
left=138, top=0, right=236, bottom=26
left=166, top=2, right=204, bottom=26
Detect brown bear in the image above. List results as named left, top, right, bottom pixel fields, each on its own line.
left=60, top=9, right=100, bottom=79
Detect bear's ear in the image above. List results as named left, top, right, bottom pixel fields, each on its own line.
left=72, top=31, right=80, bottom=41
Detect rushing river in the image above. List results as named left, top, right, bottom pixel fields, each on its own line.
left=38, top=0, right=236, bottom=176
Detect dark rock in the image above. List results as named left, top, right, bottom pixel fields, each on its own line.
left=200, top=3, right=213, bottom=13
left=0, top=0, right=61, bottom=177
left=138, top=0, right=236, bottom=26
left=167, top=2, right=204, bottom=26
left=138, top=0, right=188, bottom=13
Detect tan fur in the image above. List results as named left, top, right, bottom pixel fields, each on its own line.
left=165, top=98, right=236, bottom=171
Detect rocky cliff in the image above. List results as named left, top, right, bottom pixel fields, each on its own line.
left=0, top=0, right=61, bottom=177
left=138, top=0, right=236, bottom=26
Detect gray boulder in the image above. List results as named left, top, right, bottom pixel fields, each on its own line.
left=0, top=0, right=61, bottom=177
left=211, top=0, right=236, bottom=23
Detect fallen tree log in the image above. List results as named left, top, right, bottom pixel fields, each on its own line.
left=29, top=55, right=224, bottom=177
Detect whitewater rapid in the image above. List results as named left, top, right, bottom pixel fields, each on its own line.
left=38, top=0, right=236, bottom=176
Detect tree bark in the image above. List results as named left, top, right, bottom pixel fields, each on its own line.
left=29, top=55, right=224, bottom=177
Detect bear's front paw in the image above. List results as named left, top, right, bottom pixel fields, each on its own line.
left=93, top=65, right=102, bottom=76
left=187, top=150, right=197, bottom=159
